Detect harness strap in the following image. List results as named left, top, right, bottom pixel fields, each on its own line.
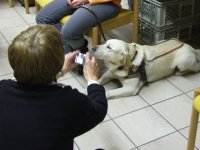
left=150, top=42, right=184, bottom=61
left=130, top=39, right=184, bottom=84
left=80, top=5, right=107, bottom=42
left=147, top=39, right=184, bottom=62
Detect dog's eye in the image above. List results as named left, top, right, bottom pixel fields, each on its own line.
left=107, top=45, right=111, bottom=49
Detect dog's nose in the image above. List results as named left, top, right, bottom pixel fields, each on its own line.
left=91, top=47, right=97, bottom=52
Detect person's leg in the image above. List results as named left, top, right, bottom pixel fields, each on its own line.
left=61, top=2, right=120, bottom=51
left=36, top=0, right=75, bottom=31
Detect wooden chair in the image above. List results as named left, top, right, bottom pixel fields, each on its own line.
left=35, top=0, right=139, bottom=47
left=7, top=0, right=30, bottom=14
left=8, top=0, right=13, bottom=7
left=187, top=87, right=200, bottom=150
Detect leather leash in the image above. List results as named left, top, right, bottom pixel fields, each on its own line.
left=80, top=5, right=107, bottom=42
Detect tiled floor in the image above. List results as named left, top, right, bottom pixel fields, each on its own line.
left=1, top=0, right=200, bottom=150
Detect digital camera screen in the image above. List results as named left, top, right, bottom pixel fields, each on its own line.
left=74, top=53, right=85, bottom=65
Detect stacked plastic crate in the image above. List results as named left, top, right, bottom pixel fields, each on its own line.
left=138, top=0, right=200, bottom=44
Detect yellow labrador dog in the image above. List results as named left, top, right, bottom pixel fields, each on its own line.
left=90, top=39, right=200, bottom=99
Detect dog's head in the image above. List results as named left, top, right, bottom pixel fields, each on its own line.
left=90, top=39, right=139, bottom=77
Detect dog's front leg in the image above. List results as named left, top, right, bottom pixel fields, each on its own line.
left=98, top=70, right=116, bottom=85
left=106, top=78, right=144, bottom=99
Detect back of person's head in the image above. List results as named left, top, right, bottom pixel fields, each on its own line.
left=8, top=24, right=64, bottom=85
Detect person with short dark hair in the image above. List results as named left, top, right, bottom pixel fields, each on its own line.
left=0, top=24, right=107, bottom=150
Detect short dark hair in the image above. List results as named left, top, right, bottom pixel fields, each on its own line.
left=8, top=24, right=64, bottom=85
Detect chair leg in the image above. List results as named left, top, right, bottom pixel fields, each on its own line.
left=35, top=1, right=41, bottom=12
left=132, top=0, right=139, bottom=43
left=187, top=107, right=199, bottom=150
left=187, top=88, right=200, bottom=150
left=24, top=0, right=29, bottom=14
left=8, top=0, right=14, bottom=7
left=91, top=26, right=101, bottom=47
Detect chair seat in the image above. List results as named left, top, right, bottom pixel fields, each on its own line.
left=60, top=9, right=132, bottom=25
left=36, top=0, right=52, bottom=7
left=194, top=95, right=200, bottom=112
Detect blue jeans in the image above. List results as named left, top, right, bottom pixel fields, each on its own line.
left=36, top=0, right=120, bottom=52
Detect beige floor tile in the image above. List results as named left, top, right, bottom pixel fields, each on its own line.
left=180, top=123, right=200, bottom=149
left=0, top=32, right=6, bottom=43
left=0, top=73, right=14, bottom=80
left=153, top=94, right=193, bottom=130
left=186, top=91, right=195, bottom=99
left=139, top=79, right=183, bottom=104
left=75, top=75, right=87, bottom=88
left=14, top=4, right=37, bottom=24
left=114, top=107, right=175, bottom=146
left=108, top=95, right=148, bottom=118
left=0, top=15, right=27, bottom=30
left=1, top=25, right=29, bottom=42
left=58, top=77, right=84, bottom=91
left=108, top=23, right=132, bottom=43
left=138, top=132, right=188, bottom=150
left=0, top=8, right=18, bottom=19
left=75, top=120, right=135, bottom=150
left=167, top=72, right=200, bottom=93
left=103, top=115, right=111, bottom=121
left=74, top=143, right=80, bottom=150
left=57, top=72, right=74, bottom=81
left=0, top=57, right=13, bottom=76
left=0, top=41, right=9, bottom=57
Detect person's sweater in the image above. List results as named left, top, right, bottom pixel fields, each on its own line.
left=0, top=79, right=107, bottom=150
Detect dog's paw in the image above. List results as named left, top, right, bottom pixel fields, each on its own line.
left=132, top=90, right=139, bottom=95
left=98, top=78, right=105, bottom=85
left=174, top=72, right=182, bottom=76
left=132, top=66, right=138, bottom=72
left=175, top=70, right=190, bottom=76
left=106, top=92, right=116, bottom=100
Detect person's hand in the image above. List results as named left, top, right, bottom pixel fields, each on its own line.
left=83, top=52, right=99, bottom=82
left=57, top=50, right=79, bottom=78
left=68, top=0, right=88, bottom=7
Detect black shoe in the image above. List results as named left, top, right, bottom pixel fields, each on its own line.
left=80, top=39, right=88, bottom=54
left=77, top=65, right=83, bottom=75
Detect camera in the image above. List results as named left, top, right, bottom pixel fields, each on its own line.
left=74, top=53, right=86, bottom=65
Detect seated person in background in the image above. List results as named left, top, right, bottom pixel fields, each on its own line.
left=36, top=0, right=121, bottom=74
left=0, top=24, right=107, bottom=150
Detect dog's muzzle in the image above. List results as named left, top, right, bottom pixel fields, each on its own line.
left=91, top=47, right=97, bottom=52
left=89, top=47, right=97, bottom=56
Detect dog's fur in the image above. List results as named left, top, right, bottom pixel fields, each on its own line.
left=90, top=39, right=200, bottom=99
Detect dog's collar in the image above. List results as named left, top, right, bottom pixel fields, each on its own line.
left=131, top=48, right=138, bottom=61
left=129, top=44, right=148, bottom=84
left=129, top=44, right=138, bottom=61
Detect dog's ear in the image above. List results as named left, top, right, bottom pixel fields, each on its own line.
left=111, top=50, right=132, bottom=77
left=131, top=44, right=144, bottom=67
left=122, top=50, right=132, bottom=72
left=128, top=43, right=137, bottom=58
